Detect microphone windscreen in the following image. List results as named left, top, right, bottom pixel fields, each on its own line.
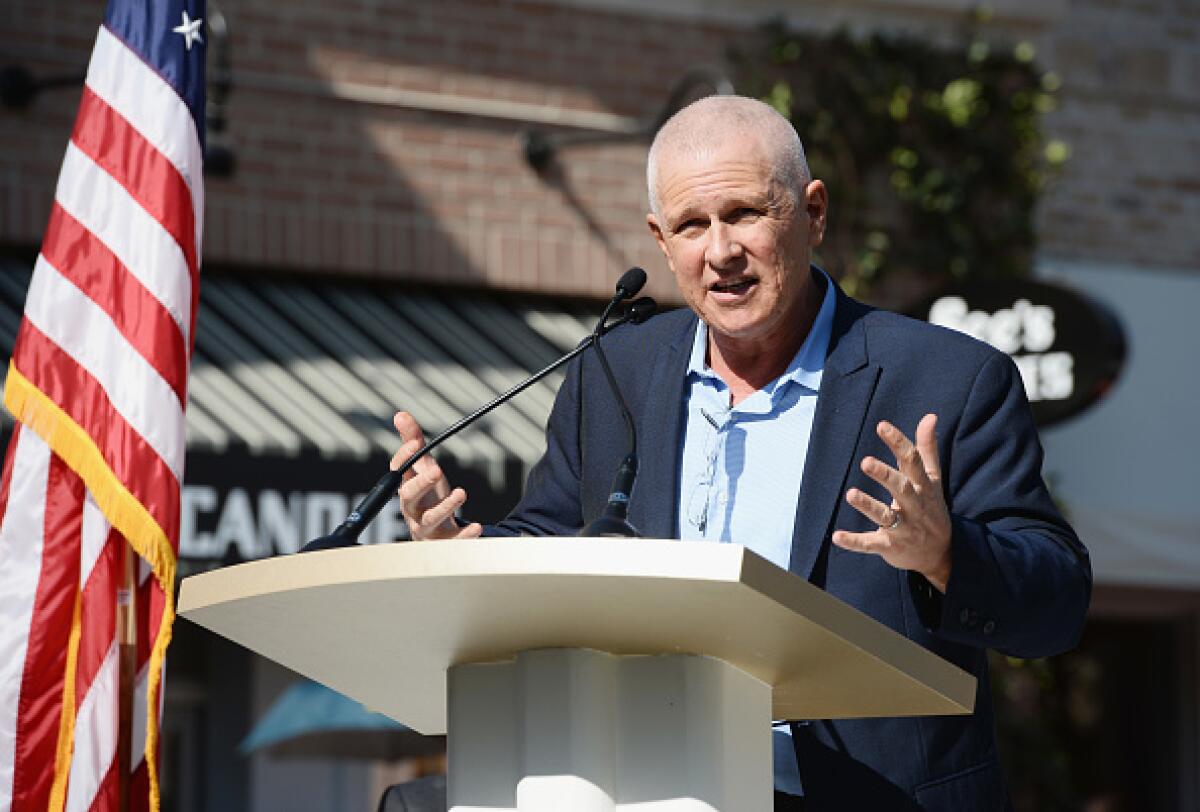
left=628, top=297, right=657, bottom=324
left=615, top=267, right=647, bottom=299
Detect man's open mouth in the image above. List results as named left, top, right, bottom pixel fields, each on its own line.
left=709, top=277, right=757, bottom=296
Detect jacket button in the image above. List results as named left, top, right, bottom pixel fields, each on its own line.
left=982, top=620, right=996, bottom=635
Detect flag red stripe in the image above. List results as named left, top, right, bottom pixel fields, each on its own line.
left=74, top=529, right=121, bottom=706
left=10, top=455, right=83, bottom=809
left=11, top=323, right=180, bottom=547
left=71, top=87, right=198, bottom=300
left=0, top=424, right=22, bottom=521
left=40, top=205, right=188, bottom=406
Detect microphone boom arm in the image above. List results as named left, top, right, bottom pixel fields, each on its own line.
left=305, top=334, right=597, bottom=550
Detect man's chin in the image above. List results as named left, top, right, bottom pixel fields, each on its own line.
left=703, top=315, right=769, bottom=344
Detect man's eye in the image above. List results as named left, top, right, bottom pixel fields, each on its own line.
left=728, top=207, right=761, bottom=222
left=676, top=219, right=706, bottom=233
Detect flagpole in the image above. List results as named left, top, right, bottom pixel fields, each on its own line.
left=117, top=541, right=138, bottom=812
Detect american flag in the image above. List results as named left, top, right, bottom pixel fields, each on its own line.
left=0, top=0, right=204, bottom=808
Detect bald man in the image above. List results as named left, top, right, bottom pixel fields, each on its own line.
left=393, top=96, right=1090, bottom=810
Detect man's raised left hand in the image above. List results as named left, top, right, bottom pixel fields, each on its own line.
left=832, top=414, right=953, bottom=592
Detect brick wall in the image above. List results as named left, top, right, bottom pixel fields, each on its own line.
left=1, top=0, right=738, bottom=302
left=1, top=0, right=1196, bottom=303
left=1034, top=0, right=1200, bottom=270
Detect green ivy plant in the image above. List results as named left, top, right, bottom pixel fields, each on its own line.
left=732, top=16, right=1068, bottom=299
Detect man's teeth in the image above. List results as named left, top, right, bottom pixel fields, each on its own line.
left=712, top=279, right=753, bottom=292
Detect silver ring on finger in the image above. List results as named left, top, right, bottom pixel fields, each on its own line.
left=884, top=510, right=903, bottom=531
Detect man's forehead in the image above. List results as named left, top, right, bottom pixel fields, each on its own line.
left=657, top=148, right=778, bottom=204
left=660, top=129, right=769, bottom=166
left=658, top=137, right=771, bottom=185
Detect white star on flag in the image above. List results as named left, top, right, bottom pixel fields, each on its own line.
left=173, top=10, right=204, bottom=50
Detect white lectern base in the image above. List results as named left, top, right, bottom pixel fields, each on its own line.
left=447, top=649, right=771, bottom=812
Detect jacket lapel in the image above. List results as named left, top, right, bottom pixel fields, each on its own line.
left=789, top=290, right=879, bottom=581
left=631, top=315, right=696, bottom=539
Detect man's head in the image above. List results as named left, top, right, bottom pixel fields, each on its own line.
left=646, top=95, right=812, bottom=219
left=646, top=95, right=829, bottom=358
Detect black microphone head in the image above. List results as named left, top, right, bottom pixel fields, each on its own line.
left=615, top=267, right=647, bottom=299
left=628, top=297, right=657, bottom=324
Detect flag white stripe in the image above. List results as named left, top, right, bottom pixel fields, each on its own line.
left=25, top=256, right=186, bottom=480
left=80, top=492, right=111, bottom=589
left=64, top=641, right=119, bottom=812
left=54, top=143, right=192, bottom=348
left=87, top=25, right=205, bottom=258
left=131, top=663, right=149, bottom=771
left=0, top=430, right=52, bottom=808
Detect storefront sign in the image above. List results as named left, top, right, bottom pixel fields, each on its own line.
left=917, top=279, right=1126, bottom=426
left=178, top=448, right=523, bottom=562
left=180, top=484, right=407, bottom=560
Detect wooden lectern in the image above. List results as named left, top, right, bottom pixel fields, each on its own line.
left=178, top=538, right=975, bottom=811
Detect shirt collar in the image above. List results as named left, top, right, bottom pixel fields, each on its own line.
left=685, top=267, right=837, bottom=396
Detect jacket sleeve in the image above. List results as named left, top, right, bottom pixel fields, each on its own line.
left=909, top=351, right=1092, bottom=658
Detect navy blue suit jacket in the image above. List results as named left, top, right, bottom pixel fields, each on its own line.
left=488, top=279, right=1091, bottom=810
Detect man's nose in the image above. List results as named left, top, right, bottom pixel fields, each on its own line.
left=705, top=221, right=743, bottom=268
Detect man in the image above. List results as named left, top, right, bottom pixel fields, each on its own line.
left=392, top=96, right=1091, bottom=810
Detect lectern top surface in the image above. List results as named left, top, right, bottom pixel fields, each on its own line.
left=178, top=538, right=975, bottom=734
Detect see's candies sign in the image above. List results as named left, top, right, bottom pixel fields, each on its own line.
left=916, top=279, right=1126, bottom=427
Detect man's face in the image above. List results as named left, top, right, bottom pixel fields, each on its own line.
left=647, top=137, right=827, bottom=349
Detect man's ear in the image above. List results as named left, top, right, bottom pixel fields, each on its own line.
left=647, top=213, right=673, bottom=266
left=804, top=180, right=829, bottom=246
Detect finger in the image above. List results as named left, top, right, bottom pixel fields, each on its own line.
left=418, top=487, right=468, bottom=532
left=845, top=487, right=894, bottom=528
left=877, top=421, right=931, bottom=490
left=392, top=411, right=434, bottom=477
left=832, top=529, right=889, bottom=556
left=915, top=413, right=942, bottom=483
left=393, top=410, right=427, bottom=445
left=859, top=455, right=910, bottom=504
left=390, top=437, right=424, bottom=474
left=453, top=522, right=484, bottom=540
left=398, top=464, right=445, bottom=509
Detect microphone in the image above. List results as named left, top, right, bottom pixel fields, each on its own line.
left=578, top=278, right=651, bottom=539
left=597, top=267, right=647, bottom=329
left=615, top=267, right=647, bottom=298
left=301, top=275, right=655, bottom=552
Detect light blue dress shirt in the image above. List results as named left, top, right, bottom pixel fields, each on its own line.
left=675, top=271, right=836, bottom=796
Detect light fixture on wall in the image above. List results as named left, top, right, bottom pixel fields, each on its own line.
left=203, top=1, right=235, bottom=178
left=521, top=66, right=734, bottom=173
left=0, top=65, right=83, bottom=110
